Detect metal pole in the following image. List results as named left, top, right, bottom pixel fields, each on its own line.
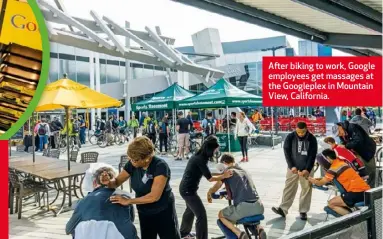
left=66, top=106, right=71, bottom=171
left=227, top=106, right=231, bottom=152
left=125, top=21, right=131, bottom=123
left=32, top=112, right=35, bottom=162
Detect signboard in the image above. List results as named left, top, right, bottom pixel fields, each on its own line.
left=0, top=0, right=42, bottom=50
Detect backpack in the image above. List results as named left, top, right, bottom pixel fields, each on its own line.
left=205, top=119, right=215, bottom=136
left=100, top=121, right=106, bottom=130
left=147, top=120, right=156, bottom=135
left=72, top=121, right=80, bottom=133
left=38, top=124, right=47, bottom=135
left=113, top=119, right=119, bottom=128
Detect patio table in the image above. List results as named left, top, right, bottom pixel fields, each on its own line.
left=9, top=155, right=89, bottom=216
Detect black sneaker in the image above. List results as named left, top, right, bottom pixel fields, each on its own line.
left=182, top=232, right=196, bottom=239
left=300, top=213, right=308, bottom=220
left=272, top=207, right=286, bottom=217
left=175, top=157, right=182, bottom=161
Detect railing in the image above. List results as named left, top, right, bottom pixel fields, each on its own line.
left=281, top=187, right=382, bottom=239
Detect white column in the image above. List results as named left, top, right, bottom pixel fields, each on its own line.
left=89, top=52, right=95, bottom=130
left=125, top=21, right=131, bottom=121
left=95, top=53, right=101, bottom=118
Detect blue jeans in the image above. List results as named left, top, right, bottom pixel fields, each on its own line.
left=80, top=128, right=86, bottom=144
left=39, top=135, right=48, bottom=151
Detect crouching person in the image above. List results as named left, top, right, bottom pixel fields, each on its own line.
left=66, top=167, right=137, bottom=239
left=207, top=154, right=265, bottom=239
left=309, top=149, right=370, bottom=217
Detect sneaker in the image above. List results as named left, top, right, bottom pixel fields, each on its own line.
left=240, top=158, right=246, bottom=163
left=182, top=232, right=196, bottom=239
left=300, top=213, right=308, bottom=220
left=239, top=232, right=249, bottom=239
left=175, top=157, right=182, bottom=161
left=272, top=207, right=286, bottom=217
left=245, top=156, right=249, bottom=162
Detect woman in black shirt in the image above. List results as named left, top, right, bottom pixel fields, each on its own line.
left=179, top=136, right=233, bottom=239
left=109, top=136, right=180, bottom=239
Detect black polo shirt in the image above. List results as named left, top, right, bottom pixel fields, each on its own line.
left=124, top=156, right=173, bottom=215
left=179, top=154, right=212, bottom=196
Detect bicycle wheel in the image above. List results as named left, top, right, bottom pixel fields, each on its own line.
left=59, top=137, right=67, bottom=153
left=376, top=147, right=382, bottom=162
left=116, top=134, right=125, bottom=145
left=214, top=150, right=222, bottom=162
left=97, top=135, right=107, bottom=148
left=171, top=140, right=179, bottom=157
left=89, top=135, right=99, bottom=145
left=192, top=141, right=201, bottom=154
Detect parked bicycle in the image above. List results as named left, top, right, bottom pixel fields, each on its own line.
left=97, top=128, right=125, bottom=148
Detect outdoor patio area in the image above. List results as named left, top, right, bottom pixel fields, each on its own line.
left=9, top=142, right=331, bottom=239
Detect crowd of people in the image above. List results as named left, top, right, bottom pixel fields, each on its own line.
left=64, top=107, right=379, bottom=239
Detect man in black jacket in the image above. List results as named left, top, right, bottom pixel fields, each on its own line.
left=272, top=122, right=318, bottom=220
left=332, top=120, right=376, bottom=187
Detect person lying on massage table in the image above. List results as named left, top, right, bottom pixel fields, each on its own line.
left=309, top=149, right=370, bottom=216
left=207, top=153, right=265, bottom=239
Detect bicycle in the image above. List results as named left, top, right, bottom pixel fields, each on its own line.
left=171, top=131, right=201, bottom=158
left=97, top=128, right=125, bottom=148
left=89, top=129, right=103, bottom=145
left=59, top=134, right=80, bottom=152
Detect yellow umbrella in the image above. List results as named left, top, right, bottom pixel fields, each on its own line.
left=35, top=77, right=121, bottom=111
left=34, top=75, right=121, bottom=170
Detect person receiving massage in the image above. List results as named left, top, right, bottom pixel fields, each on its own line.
left=207, top=153, right=265, bottom=239
left=309, top=149, right=370, bottom=216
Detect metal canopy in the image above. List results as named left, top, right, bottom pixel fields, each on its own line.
left=173, top=0, right=382, bottom=56
left=37, top=0, right=224, bottom=78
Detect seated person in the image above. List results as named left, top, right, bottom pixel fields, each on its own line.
left=66, top=167, right=137, bottom=239
left=323, top=137, right=368, bottom=177
left=309, top=149, right=370, bottom=216
left=208, top=153, right=265, bottom=239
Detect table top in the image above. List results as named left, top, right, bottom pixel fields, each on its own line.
left=9, top=156, right=89, bottom=181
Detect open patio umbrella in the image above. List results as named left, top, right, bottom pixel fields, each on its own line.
left=34, top=74, right=121, bottom=170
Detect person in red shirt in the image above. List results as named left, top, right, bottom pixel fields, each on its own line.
left=323, top=137, right=367, bottom=178
left=310, top=149, right=370, bottom=216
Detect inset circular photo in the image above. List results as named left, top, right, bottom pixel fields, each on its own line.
left=0, top=0, right=49, bottom=139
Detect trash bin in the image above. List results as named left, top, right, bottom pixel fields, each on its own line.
left=216, top=133, right=241, bottom=152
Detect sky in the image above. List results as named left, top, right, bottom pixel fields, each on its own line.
left=50, top=0, right=348, bottom=56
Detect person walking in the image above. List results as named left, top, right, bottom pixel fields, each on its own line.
left=234, top=112, right=254, bottom=163
left=272, top=122, right=318, bottom=220
left=35, top=118, right=50, bottom=152
left=144, top=114, right=157, bottom=145
left=61, top=117, right=80, bottom=148
left=175, top=111, right=191, bottom=161
left=128, top=114, right=139, bottom=138
left=159, top=116, right=170, bottom=155
left=109, top=136, right=181, bottom=239
left=179, top=136, right=233, bottom=239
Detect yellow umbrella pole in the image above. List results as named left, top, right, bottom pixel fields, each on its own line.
left=65, top=106, right=70, bottom=171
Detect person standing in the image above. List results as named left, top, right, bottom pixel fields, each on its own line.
left=159, top=116, right=170, bottom=155
left=50, top=117, right=63, bottom=149
left=79, top=115, right=86, bottom=145
left=128, top=114, right=139, bottom=138
left=175, top=111, right=191, bottom=161
left=202, top=111, right=216, bottom=137
left=332, top=121, right=376, bottom=187
left=350, top=108, right=372, bottom=135
left=109, top=136, right=181, bottom=239
left=35, top=118, right=50, bottom=152
left=272, top=122, right=318, bottom=220
left=118, top=116, right=127, bottom=134
left=234, top=112, right=254, bottom=163
left=144, top=114, right=158, bottom=145
left=179, top=136, right=233, bottom=239
left=186, top=111, right=194, bottom=131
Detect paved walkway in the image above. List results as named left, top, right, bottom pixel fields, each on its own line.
left=9, top=141, right=330, bottom=239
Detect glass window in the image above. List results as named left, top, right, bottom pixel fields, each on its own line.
left=76, top=61, right=90, bottom=87
left=120, top=64, right=126, bottom=82
left=67, top=60, right=77, bottom=81
left=106, top=60, right=120, bottom=83
left=100, top=63, right=107, bottom=84
left=49, top=58, right=59, bottom=83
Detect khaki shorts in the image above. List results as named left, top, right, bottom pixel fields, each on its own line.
left=178, top=133, right=190, bottom=149
left=222, top=200, right=264, bottom=223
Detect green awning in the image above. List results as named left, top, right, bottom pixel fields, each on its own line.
left=132, top=83, right=195, bottom=111
left=176, top=79, right=262, bottom=109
